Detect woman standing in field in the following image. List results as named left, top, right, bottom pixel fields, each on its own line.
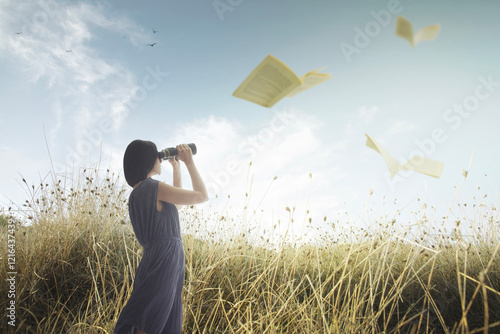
left=115, top=140, right=208, bottom=334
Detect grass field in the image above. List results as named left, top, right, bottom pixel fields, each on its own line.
left=1, top=167, right=499, bottom=333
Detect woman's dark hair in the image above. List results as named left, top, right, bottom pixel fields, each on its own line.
left=123, top=140, right=158, bottom=187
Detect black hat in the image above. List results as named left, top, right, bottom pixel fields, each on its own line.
left=123, top=140, right=158, bottom=187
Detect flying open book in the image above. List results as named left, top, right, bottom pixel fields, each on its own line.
left=232, top=55, right=331, bottom=108
left=395, top=16, right=441, bottom=47
left=365, top=133, right=444, bottom=178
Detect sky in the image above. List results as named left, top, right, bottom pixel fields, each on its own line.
left=1, top=0, right=499, bottom=241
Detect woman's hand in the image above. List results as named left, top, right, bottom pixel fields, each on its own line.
left=168, top=156, right=180, bottom=169
left=176, top=144, right=193, bottom=164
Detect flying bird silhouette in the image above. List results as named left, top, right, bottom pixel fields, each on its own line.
left=14, top=32, right=21, bottom=35
left=147, top=43, right=157, bottom=47
left=66, top=49, right=72, bottom=52
left=153, top=29, right=158, bottom=33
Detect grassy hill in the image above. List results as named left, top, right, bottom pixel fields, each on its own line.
left=1, top=167, right=499, bottom=333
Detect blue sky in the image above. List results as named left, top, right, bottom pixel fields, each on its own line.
left=1, top=0, right=499, bottom=237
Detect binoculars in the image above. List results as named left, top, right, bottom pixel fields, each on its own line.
left=158, top=143, right=197, bottom=160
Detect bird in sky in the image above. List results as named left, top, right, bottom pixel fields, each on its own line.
left=66, top=49, right=72, bottom=52
left=153, top=28, right=158, bottom=33
left=14, top=32, right=21, bottom=35
left=147, top=43, right=156, bottom=47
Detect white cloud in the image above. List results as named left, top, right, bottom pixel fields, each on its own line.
left=388, top=119, right=418, bottom=135
left=161, top=115, right=243, bottom=170
left=0, top=0, right=150, bottom=161
left=358, top=106, right=379, bottom=124
left=153, top=108, right=347, bottom=237
left=177, top=109, right=323, bottom=199
left=343, top=105, right=379, bottom=137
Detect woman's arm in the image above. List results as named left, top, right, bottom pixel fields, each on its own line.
left=169, top=157, right=183, bottom=210
left=170, top=157, right=182, bottom=188
left=157, top=181, right=208, bottom=205
left=157, top=144, right=208, bottom=205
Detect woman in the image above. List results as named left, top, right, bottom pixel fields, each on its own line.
left=115, top=140, right=208, bottom=334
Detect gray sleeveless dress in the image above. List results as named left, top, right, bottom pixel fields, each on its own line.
left=114, top=177, right=184, bottom=334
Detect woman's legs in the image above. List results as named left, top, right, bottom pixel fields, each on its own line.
left=162, top=274, right=183, bottom=333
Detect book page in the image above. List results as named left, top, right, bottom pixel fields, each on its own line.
left=403, top=155, right=444, bottom=178
left=414, top=24, right=441, bottom=46
left=233, top=55, right=302, bottom=108
left=365, top=134, right=444, bottom=178
left=396, top=16, right=440, bottom=47
left=395, top=16, right=415, bottom=46
left=365, top=134, right=404, bottom=177
left=287, top=68, right=332, bottom=97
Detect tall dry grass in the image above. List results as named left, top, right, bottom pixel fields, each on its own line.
left=1, top=166, right=499, bottom=333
